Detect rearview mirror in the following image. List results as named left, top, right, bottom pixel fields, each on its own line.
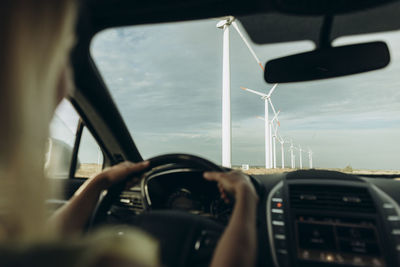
left=265, top=41, right=390, bottom=83
left=273, top=0, right=398, bottom=15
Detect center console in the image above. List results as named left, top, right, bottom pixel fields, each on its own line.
left=267, top=178, right=400, bottom=267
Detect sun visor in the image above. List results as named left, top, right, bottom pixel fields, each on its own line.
left=239, top=1, right=400, bottom=45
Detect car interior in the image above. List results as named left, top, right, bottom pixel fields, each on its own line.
left=47, top=0, right=400, bottom=266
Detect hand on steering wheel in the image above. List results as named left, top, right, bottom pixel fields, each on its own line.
left=92, top=161, right=150, bottom=191
left=203, top=171, right=258, bottom=204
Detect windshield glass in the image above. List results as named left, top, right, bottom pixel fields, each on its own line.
left=91, top=18, right=400, bottom=174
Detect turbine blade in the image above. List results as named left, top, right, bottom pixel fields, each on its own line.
left=241, top=87, right=267, bottom=98
left=256, top=116, right=266, bottom=121
left=271, top=110, right=280, bottom=122
left=268, top=98, right=279, bottom=116
left=232, top=21, right=264, bottom=72
left=267, top=83, right=278, bottom=97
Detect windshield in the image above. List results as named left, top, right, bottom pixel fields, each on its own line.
left=91, top=18, right=400, bottom=174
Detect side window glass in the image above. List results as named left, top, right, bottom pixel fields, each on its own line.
left=46, top=100, right=79, bottom=179
left=75, top=127, right=104, bottom=178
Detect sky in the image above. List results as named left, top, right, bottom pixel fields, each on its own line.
left=86, top=18, right=400, bottom=170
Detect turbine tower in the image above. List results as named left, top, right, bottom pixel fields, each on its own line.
left=257, top=110, right=280, bottom=169
left=299, top=145, right=303, bottom=169
left=290, top=140, right=295, bottom=168
left=308, top=148, right=313, bottom=168
left=277, top=135, right=286, bottom=169
left=216, top=17, right=234, bottom=167
left=242, top=84, right=279, bottom=168
left=216, top=17, right=265, bottom=167
left=270, top=112, right=280, bottom=169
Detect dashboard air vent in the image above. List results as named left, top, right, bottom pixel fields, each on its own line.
left=119, top=189, right=144, bottom=214
left=289, top=185, right=376, bottom=213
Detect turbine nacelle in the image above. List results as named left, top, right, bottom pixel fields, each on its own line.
left=216, top=16, right=235, bottom=28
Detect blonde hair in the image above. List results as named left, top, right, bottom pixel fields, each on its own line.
left=0, top=0, right=77, bottom=241
left=0, top=3, right=160, bottom=266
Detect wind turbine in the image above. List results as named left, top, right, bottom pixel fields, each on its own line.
left=216, top=16, right=234, bottom=167
left=289, top=140, right=295, bottom=168
left=257, top=110, right=280, bottom=169
left=308, top=148, right=313, bottom=168
left=277, top=135, right=287, bottom=169
left=270, top=112, right=280, bottom=169
left=298, top=145, right=303, bottom=169
left=243, top=84, right=279, bottom=168
left=216, top=17, right=265, bottom=167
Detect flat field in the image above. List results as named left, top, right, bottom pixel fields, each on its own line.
left=239, top=167, right=400, bottom=177
left=75, top=163, right=400, bottom=179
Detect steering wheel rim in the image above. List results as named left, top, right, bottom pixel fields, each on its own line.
left=90, top=153, right=225, bottom=228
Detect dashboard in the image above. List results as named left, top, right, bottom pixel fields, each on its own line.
left=264, top=171, right=400, bottom=267
left=112, top=168, right=400, bottom=267
left=115, top=168, right=233, bottom=224
left=144, top=169, right=233, bottom=224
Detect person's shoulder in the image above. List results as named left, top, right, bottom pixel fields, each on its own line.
left=0, top=241, right=86, bottom=267
left=0, top=227, right=159, bottom=267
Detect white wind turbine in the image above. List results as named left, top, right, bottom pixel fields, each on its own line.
left=298, top=145, right=303, bottom=169
left=243, top=84, right=279, bottom=168
left=289, top=140, right=295, bottom=168
left=216, top=17, right=265, bottom=168
left=216, top=17, right=234, bottom=167
left=270, top=113, right=281, bottom=169
left=257, top=110, right=280, bottom=169
left=277, top=135, right=287, bottom=169
left=308, top=148, right=313, bottom=168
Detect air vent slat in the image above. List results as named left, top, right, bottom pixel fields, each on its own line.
left=119, top=190, right=145, bottom=214
left=289, top=185, right=376, bottom=213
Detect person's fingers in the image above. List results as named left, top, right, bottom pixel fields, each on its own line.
left=203, top=171, right=226, bottom=182
left=109, top=161, right=150, bottom=180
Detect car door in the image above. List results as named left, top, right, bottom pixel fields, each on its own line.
left=46, top=99, right=105, bottom=211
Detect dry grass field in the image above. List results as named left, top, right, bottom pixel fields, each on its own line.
left=239, top=167, right=400, bottom=177
left=75, top=163, right=103, bottom=178
left=76, top=163, right=400, bottom=179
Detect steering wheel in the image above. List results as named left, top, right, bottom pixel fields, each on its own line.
left=90, top=153, right=228, bottom=267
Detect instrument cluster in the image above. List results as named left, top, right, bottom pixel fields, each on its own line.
left=145, top=169, right=233, bottom=224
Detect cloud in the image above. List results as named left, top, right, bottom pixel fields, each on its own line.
left=89, top=19, right=400, bottom=170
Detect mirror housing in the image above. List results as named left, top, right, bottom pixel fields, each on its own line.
left=265, top=41, right=390, bottom=83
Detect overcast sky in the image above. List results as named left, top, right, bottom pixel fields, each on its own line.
left=88, top=18, right=400, bottom=170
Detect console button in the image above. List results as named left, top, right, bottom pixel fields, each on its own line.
left=272, top=208, right=283, bottom=214
left=276, top=249, right=288, bottom=255
left=392, top=229, right=400, bottom=236
left=272, top=220, right=285, bottom=226
left=388, top=215, right=400, bottom=222
left=272, top=202, right=283, bottom=209
left=274, top=234, right=286, bottom=240
left=383, top=202, right=394, bottom=208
